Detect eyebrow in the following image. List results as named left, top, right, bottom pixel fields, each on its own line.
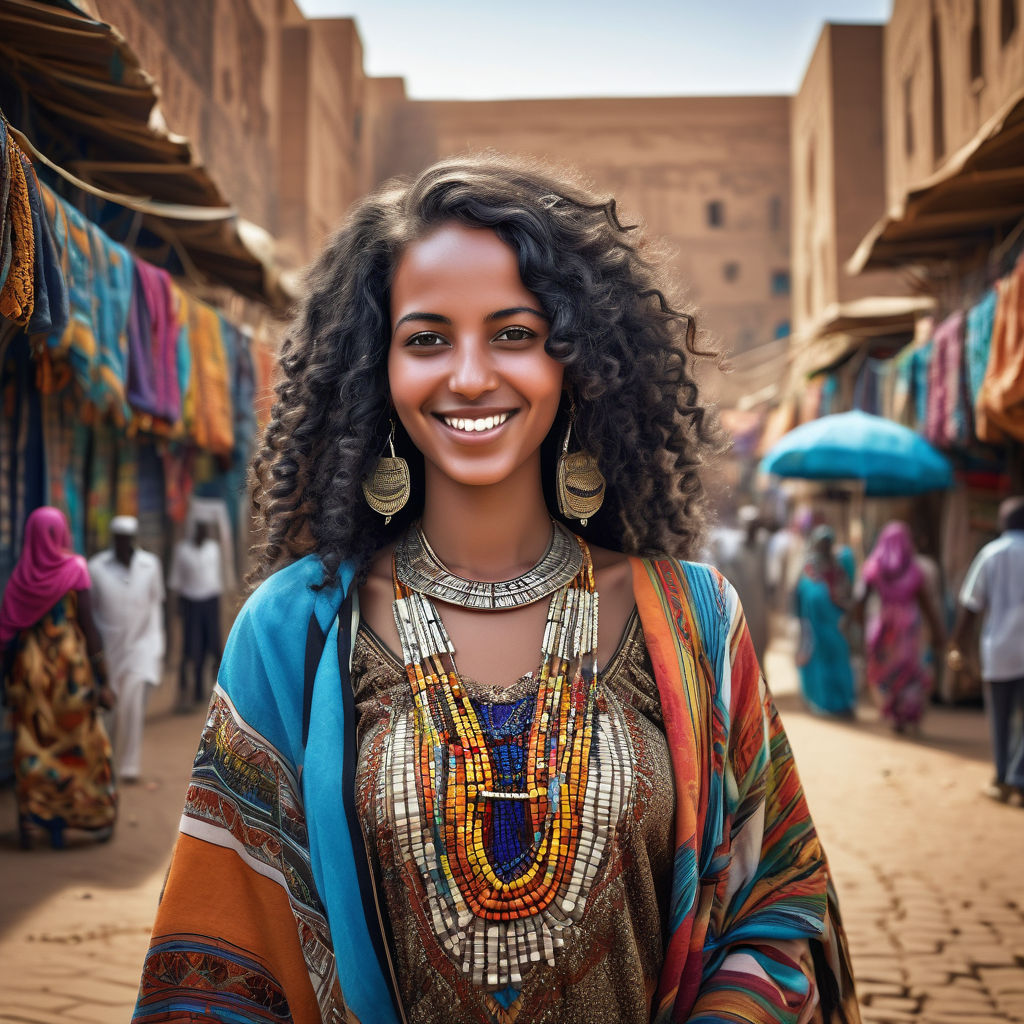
left=392, top=306, right=548, bottom=337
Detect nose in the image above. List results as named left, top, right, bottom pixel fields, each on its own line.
left=448, top=338, right=499, bottom=400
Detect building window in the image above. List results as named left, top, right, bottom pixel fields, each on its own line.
left=706, top=200, right=724, bottom=228
left=903, top=74, right=915, bottom=156
left=723, top=261, right=740, bottom=282
left=806, top=139, right=816, bottom=202
left=769, top=195, right=782, bottom=232
left=774, top=320, right=790, bottom=340
left=970, top=0, right=984, bottom=82
left=931, top=6, right=946, bottom=161
left=771, top=269, right=790, bottom=296
left=353, top=111, right=363, bottom=142
left=1002, top=0, right=1018, bottom=45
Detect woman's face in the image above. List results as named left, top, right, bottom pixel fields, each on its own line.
left=388, top=222, right=565, bottom=491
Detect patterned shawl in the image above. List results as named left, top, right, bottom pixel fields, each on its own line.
left=132, top=555, right=858, bottom=1024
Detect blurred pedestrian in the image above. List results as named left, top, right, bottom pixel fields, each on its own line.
left=88, top=515, right=165, bottom=783
left=795, top=525, right=857, bottom=716
left=0, top=507, right=116, bottom=847
left=168, top=514, right=223, bottom=712
left=858, top=522, right=944, bottom=732
left=713, top=504, right=769, bottom=662
left=948, top=495, right=1024, bottom=804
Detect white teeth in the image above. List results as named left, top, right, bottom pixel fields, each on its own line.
left=442, top=412, right=511, bottom=433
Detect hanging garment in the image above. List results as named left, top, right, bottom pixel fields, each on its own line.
left=170, top=283, right=192, bottom=438
left=127, top=260, right=181, bottom=425
left=252, top=326, right=278, bottom=432
left=926, top=312, right=970, bottom=448
left=965, top=288, right=998, bottom=409
left=912, top=340, right=932, bottom=431
left=180, top=292, right=233, bottom=455
left=40, top=187, right=132, bottom=424
left=0, top=131, right=34, bottom=324
left=21, top=153, right=68, bottom=337
left=0, top=123, right=11, bottom=294
left=0, top=333, right=46, bottom=585
left=892, top=345, right=915, bottom=425
left=977, top=259, right=1024, bottom=443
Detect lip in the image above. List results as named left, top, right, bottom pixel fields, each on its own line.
left=431, top=408, right=519, bottom=442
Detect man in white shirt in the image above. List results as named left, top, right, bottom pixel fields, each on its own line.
left=949, top=496, right=1024, bottom=803
left=169, top=519, right=223, bottom=711
left=88, top=516, right=165, bottom=782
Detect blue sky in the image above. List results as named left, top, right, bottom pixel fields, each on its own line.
left=296, top=0, right=893, bottom=99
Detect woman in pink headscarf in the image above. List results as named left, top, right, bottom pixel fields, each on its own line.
left=859, top=521, right=945, bottom=732
left=0, top=507, right=117, bottom=847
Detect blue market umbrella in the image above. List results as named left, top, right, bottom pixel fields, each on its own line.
left=759, top=410, right=953, bottom=497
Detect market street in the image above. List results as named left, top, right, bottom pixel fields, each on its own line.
left=0, top=627, right=1022, bottom=1024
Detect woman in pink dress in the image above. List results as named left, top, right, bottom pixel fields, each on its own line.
left=859, top=521, right=944, bottom=731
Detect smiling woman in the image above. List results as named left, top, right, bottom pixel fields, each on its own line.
left=132, top=155, right=860, bottom=1024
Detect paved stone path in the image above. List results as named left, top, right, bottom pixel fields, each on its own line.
left=0, top=630, right=1022, bottom=1023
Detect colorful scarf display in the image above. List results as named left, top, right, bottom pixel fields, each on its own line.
left=977, top=259, right=1024, bottom=443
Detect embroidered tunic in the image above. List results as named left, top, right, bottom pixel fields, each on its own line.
left=352, top=610, right=675, bottom=1024
left=131, top=555, right=860, bottom=1024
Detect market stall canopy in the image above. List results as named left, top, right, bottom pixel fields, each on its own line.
left=759, top=410, right=954, bottom=497
left=0, top=0, right=295, bottom=310
left=848, top=85, right=1024, bottom=273
left=785, top=297, right=935, bottom=380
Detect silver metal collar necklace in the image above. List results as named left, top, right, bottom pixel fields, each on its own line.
left=393, top=520, right=583, bottom=611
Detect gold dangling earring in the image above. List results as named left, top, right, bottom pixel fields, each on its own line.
left=556, top=401, right=605, bottom=526
left=362, top=421, right=410, bottom=524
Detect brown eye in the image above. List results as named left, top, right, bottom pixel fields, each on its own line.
left=495, top=327, right=534, bottom=343
left=405, top=332, right=448, bottom=347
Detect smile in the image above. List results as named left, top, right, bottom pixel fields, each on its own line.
left=437, top=411, right=515, bottom=434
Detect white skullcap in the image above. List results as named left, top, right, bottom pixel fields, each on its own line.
left=110, top=515, right=139, bottom=536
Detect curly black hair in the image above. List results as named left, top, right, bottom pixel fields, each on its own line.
left=250, top=154, right=720, bottom=586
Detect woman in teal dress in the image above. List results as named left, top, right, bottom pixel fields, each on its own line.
left=795, top=525, right=857, bottom=716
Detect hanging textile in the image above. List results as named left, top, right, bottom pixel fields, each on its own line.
left=892, top=346, right=914, bottom=426
left=21, top=151, right=68, bottom=338
left=0, top=331, right=46, bottom=586
left=163, top=444, right=195, bottom=525
left=179, top=291, right=233, bottom=456
left=977, top=258, right=1024, bottom=443
left=39, top=185, right=132, bottom=424
left=799, top=376, right=824, bottom=423
left=925, top=312, right=969, bottom=448
left=221, top=320, right=257, bottom=532
left=252, top=328, right=278, bottom=433
left=965, top=288, right=998, bottom=410
left=1, top=123, right=10, bottom=295
left=127, top=260, right=181, bottom=426
left=911, top=340, right=932, bottom=432
left=0, top=127, right=34, bottom=324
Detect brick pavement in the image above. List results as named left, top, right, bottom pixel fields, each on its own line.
left=0, top=629, right=1022, bottom=1022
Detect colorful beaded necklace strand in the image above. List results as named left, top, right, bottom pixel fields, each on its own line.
left=389, top=531, right=632, bottom=989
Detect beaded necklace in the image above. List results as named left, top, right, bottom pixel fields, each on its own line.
left=390, top=532, right=633, bottom=992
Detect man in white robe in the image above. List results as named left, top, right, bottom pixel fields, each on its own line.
left=88, top=516, right=165, bottom=782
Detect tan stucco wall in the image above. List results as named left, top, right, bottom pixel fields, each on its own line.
left=372, top=95, right=792, bottom=361
left=885, top=0, right=1024, bottom=210
left=791, top=23, right=907, bottom=339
